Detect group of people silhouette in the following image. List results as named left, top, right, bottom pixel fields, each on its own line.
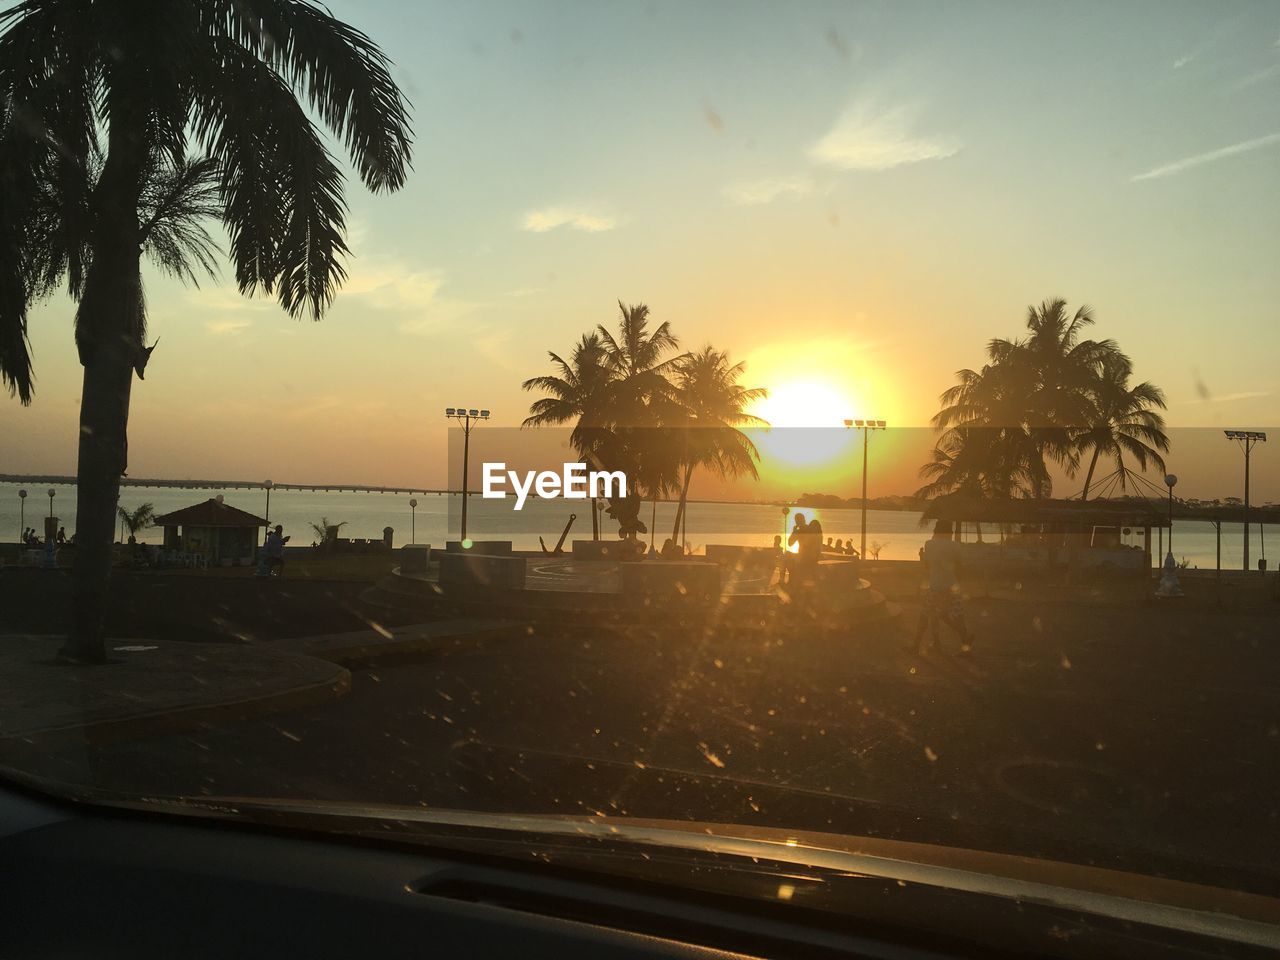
left=21, top=526, right=67, bottom=547
left=772, top=512, right=823, bottom=585
left=773, top=513, right=864, bottom=585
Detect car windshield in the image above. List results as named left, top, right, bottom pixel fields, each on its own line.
left=1, top=0, right=1278, bottom=930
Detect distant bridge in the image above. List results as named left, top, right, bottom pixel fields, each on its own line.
left=0, top=474, right=778, bottom=507
left=0, top=475, right=457, bottom=496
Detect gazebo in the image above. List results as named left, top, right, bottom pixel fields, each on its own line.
left=153, top=498, right=268, bottom=567
left=922, top=494, right=1169, bottom=577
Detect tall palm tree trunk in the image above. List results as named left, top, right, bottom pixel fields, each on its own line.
left=670, top=462, right=694, bottom=544
left=1080, top=447, right=1102, bottom=501
left=65, top=340, right=136, bottom=661
left=59, top=114, right=147, bottom=664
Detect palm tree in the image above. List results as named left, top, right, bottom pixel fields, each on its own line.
left=927, top=299, right=1125, bottom=501
left=310, top=517, right=347, bottom=545
left=521, top=333, right=614, bottom=460
left=595, top=303, right=686, bottom=546
left=916, top=426, right=1045, bottom=501
left=0, top=1, right=412, bottom=662
left=1075, top=354, right=1169, bottom=499
left=667, top=346, right=766, bottom=544
left=596, top=302, right=683, bottom=391
left=1013, top=299, right=1119, bottom=484
left=596, top=302, right=685, bottom=514
left=927, top=359, right=1052, bottom=500
left=523, top=303, right=687, bottom=543
left=116, top=502, right=155, bottom=544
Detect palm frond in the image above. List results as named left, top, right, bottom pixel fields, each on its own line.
left=212, top=0, right=413, bottom=192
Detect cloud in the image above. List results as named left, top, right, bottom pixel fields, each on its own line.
left=204, top=318, right=252, bottom=336
left=521, top=206, right=617, bottom=233
left=341, top=262, right=444, bottom=310
left=1172, top=53, right=1196, bottom=69
left=1232, top=61, right=1280, bottom=90
left=723, top=175, right=815, bottom=206
left=809, top=102, right=959, bottom=171
left=397, top=297, right=482, bottom=336
left=1131, top=131, right=1280, bottom=181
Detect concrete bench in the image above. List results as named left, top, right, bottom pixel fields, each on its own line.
left=438, top=552, right=527, bottom=591
left=620, top=560, right=720, bottom=603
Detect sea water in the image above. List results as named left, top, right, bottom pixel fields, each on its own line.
left=0, top=483, right=1271, bottom=569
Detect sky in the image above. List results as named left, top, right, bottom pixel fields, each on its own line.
left=2, top=0, right=1278, bottom=500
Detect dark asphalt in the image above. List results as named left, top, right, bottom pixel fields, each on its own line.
left=9, top=598, right=1280, bottom=897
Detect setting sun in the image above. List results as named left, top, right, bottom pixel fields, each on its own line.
left=749, top=380, right=858, bottom=430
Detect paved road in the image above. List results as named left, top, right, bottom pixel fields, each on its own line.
left=10, top=598, right=1279, bottom=896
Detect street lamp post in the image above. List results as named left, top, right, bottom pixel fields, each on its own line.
left=44, top=488, right=57, bottom=569
left=1225, top=431, right=1266, bottom=571
left=17, top=489, right=27, bottom=543
left=445, top=407, right=490, bottom=542
left=261, top=478, right=273, bottom=547
left=844, top=418, right=886, bottom=560
left=1154, top=473, right=1184, bottom=597
left=409, top=498, right=418, bottom=544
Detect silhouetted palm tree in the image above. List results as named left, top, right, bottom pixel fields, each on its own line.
left=0, top=0, right=412, bottom=662
left=595, top=302, right=686, bottom=503
left=309, top=517, right=347, bottom=544
left=927, top=299, right=1126, bottom=500
left=521, top=333, right=613, bottom=461
left=1075, top=354, right=1168, bottom=499
left=668, top=347, right=766, bottom=543
left=116, top=502, right=155, bottom=544
left=916, top=425, right=1045, bottom=501
left=927, top=361, right=1051, bottom=499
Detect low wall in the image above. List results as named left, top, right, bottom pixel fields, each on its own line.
left=572, top=540, right=643, bottom=561
left=443, top=540, right=513, bottom=555
left=438, top=552, right=527, bottom=591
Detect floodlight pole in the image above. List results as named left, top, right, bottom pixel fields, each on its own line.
left=445, top=407, right=491, bottom=542
left=844, top=419, right=886, bottom=559
left=1245, top=442, right=1251, bottom=570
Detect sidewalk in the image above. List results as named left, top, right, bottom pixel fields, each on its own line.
left=0, top=635, right=350, bottom=746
